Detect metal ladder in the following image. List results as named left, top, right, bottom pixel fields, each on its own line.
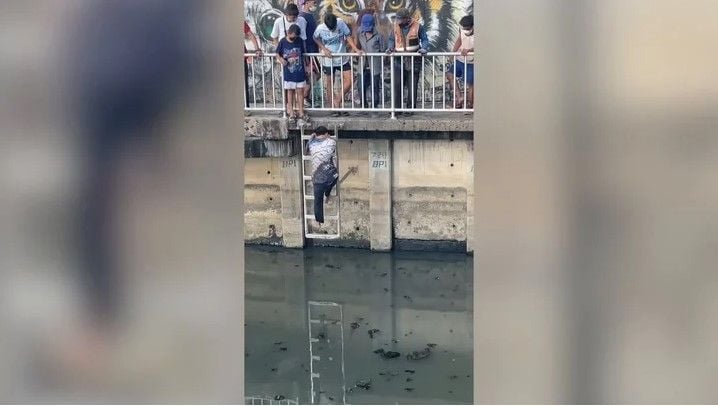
left=301, top=124, right=341, bottom=240
left=307, top=301, right=346, bottom=404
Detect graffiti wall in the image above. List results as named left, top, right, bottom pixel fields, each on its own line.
left=244, top=0, right=474, bottom=108
left=245, top=0, right=473, bottom=52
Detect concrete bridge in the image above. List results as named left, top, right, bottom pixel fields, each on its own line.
left=244, top=111, right=474, bottom=253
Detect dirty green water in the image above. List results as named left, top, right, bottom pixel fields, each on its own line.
left=245, top=245, right=473, bottom=404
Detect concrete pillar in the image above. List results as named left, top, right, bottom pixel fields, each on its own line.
left=368, top=140, right=392, bottom=251
left=279, top=154, right=305, bottom=248
left=467, top=141, right=475, bottom=254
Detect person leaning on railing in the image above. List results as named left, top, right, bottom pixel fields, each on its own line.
left=386, top=8, right=429, bottom=117
left=447, top=15, right=474, bottom=109
left=244, top=21, right=262, bottom=114
left=314, top=12, right=362, bottom=116
left=299, top=0, right=319, bottom=108
left=357, top=14, right=387, bottom=111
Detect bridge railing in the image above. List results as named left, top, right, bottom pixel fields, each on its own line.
left=244, top=52, right=474, bottom=118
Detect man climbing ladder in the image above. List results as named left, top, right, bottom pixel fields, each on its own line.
left=305, top=126, right=339, bottom=228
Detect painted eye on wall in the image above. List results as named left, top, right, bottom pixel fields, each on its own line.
left=258, top=10, right=282, bottom=41
left=339, top=0, right=359, bottom=12
left=386, top=0, right=404, bottom=12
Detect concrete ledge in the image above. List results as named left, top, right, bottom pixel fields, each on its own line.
left=245, top=116, right=289, bottom=140
left=245, top=137, right=300, bottom=158
left=246, top=111, right=473, bottom=139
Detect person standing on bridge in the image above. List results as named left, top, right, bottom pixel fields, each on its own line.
left=244, top=21, right=262, bottom=113
left=314, top=12, right=362, bottom=116
left=387, top=8, right=429, bottom=117
left=305, top=126, right=339, bottom=227
left=446, top=15, right=474, bottom=109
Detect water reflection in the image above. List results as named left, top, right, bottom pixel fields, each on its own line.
left=245, top=246, right=473, bottom=404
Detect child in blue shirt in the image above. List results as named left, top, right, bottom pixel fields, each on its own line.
left=276, top=24, right=311, bottom=123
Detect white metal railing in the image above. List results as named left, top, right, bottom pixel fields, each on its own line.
left=244, top=396, right=299, bottom=405
left=245, top=52, right=474, bottom=118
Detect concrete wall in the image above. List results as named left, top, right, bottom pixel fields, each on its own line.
left=393, top=140, right=473, bottom=251
left=244, top=137, right=474, bottom=253
left=245, top=158, right=283, bottom=244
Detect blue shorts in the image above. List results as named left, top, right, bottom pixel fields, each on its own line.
left=449, top=61, right=474, bottom=85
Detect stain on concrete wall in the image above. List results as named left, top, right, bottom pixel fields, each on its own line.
left=245, top=159, right=284, bottom=244
left=392, top=140, right=472, bottom=242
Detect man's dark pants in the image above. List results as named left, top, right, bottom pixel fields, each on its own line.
left=393, top=57, right=422, bottom=109
left=313, top=176, right=338, bottom=223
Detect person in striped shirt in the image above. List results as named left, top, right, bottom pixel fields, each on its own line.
left=305, top=126, right=338, bottom=225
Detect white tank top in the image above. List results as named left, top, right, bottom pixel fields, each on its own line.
left=458, top=31, right=474, bottom=63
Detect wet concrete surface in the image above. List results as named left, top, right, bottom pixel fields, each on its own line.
left=245, top=245, right=473, bottom=404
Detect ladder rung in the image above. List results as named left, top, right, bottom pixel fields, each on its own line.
left=306, top=233, right=340, bottom=239
left=305, top=215, right=338, bottom=220
left=310, top=338, right=320, bottom=343
left=304, top=195, right=314, bottom=199
left=312, top=355, right=321, bottom=360
left=302, top=155, right=311, bottom=160
left=303, top=176, right=312, bottom=180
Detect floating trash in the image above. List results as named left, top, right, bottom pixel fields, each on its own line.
left=356, top=379, right=372, bottom=390
left=368, top=329, right=380, bottom=339
left=407, top=347, right=431, bottom=361
left=374, top=349, right=401, bottom=359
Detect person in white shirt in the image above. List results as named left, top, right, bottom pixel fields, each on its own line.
left=314, top=13, right=362, bottom=116
left=270, top=3, right=308, bottom=46
left=305, top=126, right=338, bottom=226
left=446, top=15, right=474, bottom=109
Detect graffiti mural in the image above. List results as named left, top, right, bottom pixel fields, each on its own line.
left=244, top=0, right=474, bottom=108
left=245, top=0, right=472, bottom=52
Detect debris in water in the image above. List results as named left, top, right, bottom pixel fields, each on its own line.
left=325, top=264, right=336, bottom=269
left=403, top=295, right=413, bottom=302
left=317, top=332, right=326, bottom=340
left=392, top=339, right=399, bottom=344
left=383, top=288, right=389, bottom=292
left=406, top=347, right=432, bottom=361
left=374, top=349, right=401, bottom=359
left=406, top=378, right=413, bottom=382
left=328, top=397, right=335, bottom=401
left=245, top=352, right=249, bottom=357
left=377, top=272, right=388, bottom=277
left=449, top=329, right=453, bottom=333
left=350, top=322, right=360, bottom=330
left=356, top=380, right=372, bottom=390
left=279, top=347, right=288, bottom=351
left=466, top=375, right=471, bottom=378
left=368, top=329, right=380, bottom=339
left=449, top=375, right=458, bottom=380
left=405, top=388, right=415, bottom=392
left=405, top=369, right=415, bottom=374
left=274, top=395, right=285, bottom=401
left=271, top=368, right=278, bottom=372
left=378, top=370, right=399, bottom=377
left=427, top=343, right=437, bottom=348
left=434, top=276, right=440, bottom=280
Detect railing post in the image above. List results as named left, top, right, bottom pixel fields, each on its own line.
left=390, top=54, right=396, bottom=119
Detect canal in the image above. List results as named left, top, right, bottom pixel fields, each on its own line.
left=245, top=245, right=473, bottom=404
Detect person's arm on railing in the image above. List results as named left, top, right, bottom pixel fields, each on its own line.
left=314, top=33, right=332, bottom=57
left=418, top=24, right=429, bottom=54
left=275, top=42, right=287, bottom=67
left=347, top=35, right=363, bottom=55
left=386, top=33, right=395, bottom=54
left=247, top=31, right=263, bottom=56
left=452, top=36, right=461, bottom=53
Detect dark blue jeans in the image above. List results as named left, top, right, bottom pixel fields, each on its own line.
left=313, top=176, right=338, bottom=223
